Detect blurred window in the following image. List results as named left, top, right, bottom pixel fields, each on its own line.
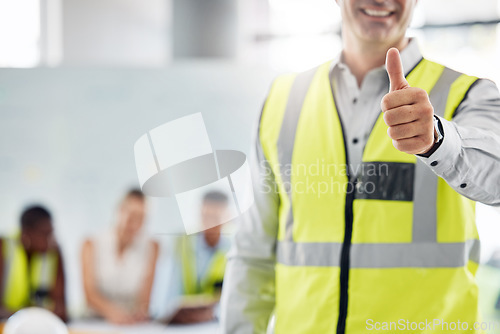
left=0, top=0, right=41, bottom=67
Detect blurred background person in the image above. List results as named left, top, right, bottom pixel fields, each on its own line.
left=81, top=189, right=159, bottom=325
left=0, top=205, right=67, bottom=322
left=168, top=191, right=230, bottom=324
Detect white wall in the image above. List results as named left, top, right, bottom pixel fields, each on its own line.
left=62, top=0, right=170, bottom=66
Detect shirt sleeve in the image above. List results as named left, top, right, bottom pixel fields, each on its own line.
left=417, top=79, right=500, bottom=206
left=220, top=120, right=279, bottom=333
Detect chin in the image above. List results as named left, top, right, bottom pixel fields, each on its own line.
left=358, top=27, right=396, bottom=44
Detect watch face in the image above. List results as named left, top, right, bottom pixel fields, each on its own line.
left=434, top=117, right=444, bottom=143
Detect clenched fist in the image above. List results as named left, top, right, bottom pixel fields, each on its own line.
left=381, top=48, right=436, bottom=155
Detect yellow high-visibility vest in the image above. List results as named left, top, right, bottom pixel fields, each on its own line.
left=1, top=237, right=58, bottom=312
left=259, top=59, right=480, bottom=333
left=178, top=236, right=226, bottom=296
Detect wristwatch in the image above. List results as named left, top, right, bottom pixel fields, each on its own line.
left=433, top=115, right=444, bottom=145
left=417, top=115, right=444, bottom=158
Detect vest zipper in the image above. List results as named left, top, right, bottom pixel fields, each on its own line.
left=336, top=179, right=355, bottom=334
left=331, top=61, right=421, bottom=333
left=335, top=105, right=355, bottom=334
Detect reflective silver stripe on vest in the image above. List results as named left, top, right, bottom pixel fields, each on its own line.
left=277, top=239, right=480, bottom=268
left=429, top=67, right=462, bottom=118
left=277, top=66, right=319, bottom=241
left=37, top=254, right=53, bottom=289
left=351, top=239, right=480, bottom=268
left=277, top=241, right=342, bottom=267
left=412, top=67, right=462, bottom=243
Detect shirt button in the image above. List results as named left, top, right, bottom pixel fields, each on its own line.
left=352, top=138, right=359, bottom=144
left=430, top=161, right=438, bottom=167
left=353, top=98, right=358, bottom=104
left=460, top=183, right=467, bottom=188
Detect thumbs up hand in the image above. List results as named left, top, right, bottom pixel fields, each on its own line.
left=381, top=48, right=436, bottom=155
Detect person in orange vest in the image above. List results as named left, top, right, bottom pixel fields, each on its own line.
left=0, top=205, right=67, bottom=322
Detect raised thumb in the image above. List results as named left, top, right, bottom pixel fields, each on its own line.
left=386, top=47, right=409, bottom=92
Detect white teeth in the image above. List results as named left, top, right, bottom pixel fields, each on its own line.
left=363, top=9, right=392, bottom=17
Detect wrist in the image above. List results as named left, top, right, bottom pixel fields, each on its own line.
left=417, top=115, right=444, bottom=158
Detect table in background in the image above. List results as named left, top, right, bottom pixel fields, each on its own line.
left=0, top=320, right=219, bottom=334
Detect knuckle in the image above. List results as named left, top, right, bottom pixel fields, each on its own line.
left=383, top=111, right=394, bottom=126
left=416, top=104, right=433, bottom=119
left=393, top=139, right=407, bottom=152
left=415, top=88, right=428, bottom=100
left=381, top=95, right=390, bottom=110
left=388, top=125, right=403, bottom=140
left=392, top=139, right=401, bottom=151
left=423, top=104, right=434, bottom=116
left=387, top=126, right=394, bottom=139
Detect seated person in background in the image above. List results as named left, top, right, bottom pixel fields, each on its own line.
left=170, top=191, right=230, bottom=324
left=81, top=189, right=159, bottom=325
left=0, top=205, right=67, bottom=321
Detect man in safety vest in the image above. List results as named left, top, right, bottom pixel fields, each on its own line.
left=170, top=191, right=230, bottom=324
left=0, top=206, right=67, bottom=322
left=221, top=0, right=500, bottom=333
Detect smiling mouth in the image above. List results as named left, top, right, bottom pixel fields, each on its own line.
left=360, top=8, right=395, bottom=18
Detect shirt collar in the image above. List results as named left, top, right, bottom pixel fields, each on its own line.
left=330, top=38, right=423, bottom=78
